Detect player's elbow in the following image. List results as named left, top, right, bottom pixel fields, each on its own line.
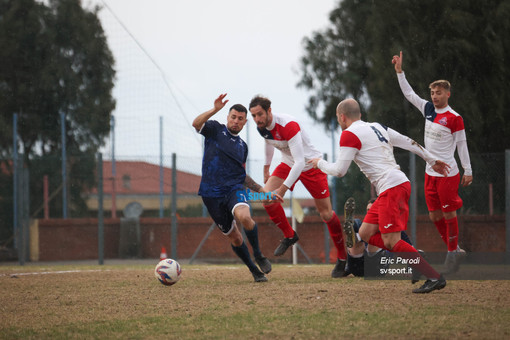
left=192, top=120, right=202, bottom=132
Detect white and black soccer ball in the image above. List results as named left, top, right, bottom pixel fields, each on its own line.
left=154, top=258, right=182, bottom=286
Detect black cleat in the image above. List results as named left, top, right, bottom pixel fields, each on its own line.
left=343, top=197, right=357, bottom=248
left=251, top=269, right=268, bottom=282
left=255, top=255, right=272, bottom=274
left=412, top=275, right=446, bottom=293
left=274, top=232, right=299, bottom=256
left=331, top=258, right=346, bottom=278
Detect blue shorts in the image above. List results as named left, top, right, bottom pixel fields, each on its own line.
left=202, top=190, right=250, bottom=235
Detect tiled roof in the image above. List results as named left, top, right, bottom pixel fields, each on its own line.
left=91, top=161, right=200, bottom=195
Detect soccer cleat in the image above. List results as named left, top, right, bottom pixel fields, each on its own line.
left=331, top=258, right=346, bottom=278
left=251, top=269, right=268, bottom=282
left=274, top=232, right=299, bottom=256
left=443, top=248, right=467, bottom=274
left=412, top=275, right=446, bottom=293
left=343, top=197, right=357, bottom=248
left=255, top=255, right=272, bottom=274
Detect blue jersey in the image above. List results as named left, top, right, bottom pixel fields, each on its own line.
left=198, top=120, right=248, bottom=197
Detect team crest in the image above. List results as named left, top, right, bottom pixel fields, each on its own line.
left=438, top=117, right=448, bottom=126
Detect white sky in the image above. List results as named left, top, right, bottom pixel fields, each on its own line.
left=94, top=0, right=340, bottom=196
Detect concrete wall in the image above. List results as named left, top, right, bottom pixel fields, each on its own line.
left=31, top=214, right=506, bottom=263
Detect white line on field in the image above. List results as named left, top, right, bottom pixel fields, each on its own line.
left=0, top=269, right=111, bottom=278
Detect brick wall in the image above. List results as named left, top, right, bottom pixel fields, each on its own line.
left=34, top=214, right=506, bottom=262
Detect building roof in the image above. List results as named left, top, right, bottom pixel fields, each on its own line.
left=92, top=161, right=201, bottom=195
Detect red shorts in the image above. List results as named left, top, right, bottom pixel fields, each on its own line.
left=271, top=163, right=330, bottom=199
left=424, top=173, right=463, bottom=213
left=363, top=182, right=411, bottom=234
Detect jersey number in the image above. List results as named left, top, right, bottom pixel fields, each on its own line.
left=370, top=126, right=388, bottom=143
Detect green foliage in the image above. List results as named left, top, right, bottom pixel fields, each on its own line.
left=0, top=0, right=115, bottom=238
left=298, top=0, right=510, bottom=153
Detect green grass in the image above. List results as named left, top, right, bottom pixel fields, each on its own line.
left=1, top=263, right=509, bottom=339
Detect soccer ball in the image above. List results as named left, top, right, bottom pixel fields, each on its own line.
left=154, top=258, right=182, bottom=286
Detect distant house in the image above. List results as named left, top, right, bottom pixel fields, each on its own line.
left=86, top=161, right=202, bottom=216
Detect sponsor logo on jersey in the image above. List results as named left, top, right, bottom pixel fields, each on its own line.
left=383, top=223, right=393, bottom=229
left=438, top=117, right=448, bottom=126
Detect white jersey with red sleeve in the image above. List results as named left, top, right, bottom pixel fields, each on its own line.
left=337, top=120, right=409, bottom=195
left=257, top=112, right=322, bottom=188
left=397, top=72, right=472, bottom=177
left=317, top=120, right=440, bottom=195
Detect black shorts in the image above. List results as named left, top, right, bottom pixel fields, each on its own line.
left=202, top=190, right=249, bottom=235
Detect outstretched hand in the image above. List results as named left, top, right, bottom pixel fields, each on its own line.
left=392, top=50, right=403, bottom=73
left=214, top=93, right=229, bottom=112
left=432, top=160, right=451, bottom=177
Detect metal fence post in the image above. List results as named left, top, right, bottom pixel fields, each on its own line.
left=98, top=153, right=104, bottom=265
left=13, top=113, right=18, bottom=249
left=61, top=112, right=67, bottom=218
left=505, top=149, right=510, bottom=263
left=171, top=153, right=178, bottom=260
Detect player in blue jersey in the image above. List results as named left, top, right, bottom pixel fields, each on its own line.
left=193, top=94, right=282, bottom=282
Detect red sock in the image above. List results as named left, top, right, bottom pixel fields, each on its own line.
left=264, top=203, right=294, bottom=238
left=325, top=212, right=346, bottom=260
left=433, top=218, right=448, bottom=245
left=391, top=240, right=440, bottom=279
left=445, top=217, right=459, bottom=251
left=368, top=233, right=389, bottom=250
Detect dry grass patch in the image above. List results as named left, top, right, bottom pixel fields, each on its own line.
left=1, top=263, right=509, bottom=339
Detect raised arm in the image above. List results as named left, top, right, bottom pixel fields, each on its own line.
left=392, top=50, right=403, bottom=73
left=392, top=51, right=428, bottom=115
left=192, top=94, right=229, bottom=132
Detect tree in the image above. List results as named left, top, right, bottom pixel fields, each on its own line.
left=298, top=0, right=510, bottom=153
left=0, top=0, right=115, bottom=241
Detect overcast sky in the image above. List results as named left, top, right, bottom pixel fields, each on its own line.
left=95, top=0, right=340, bottom=195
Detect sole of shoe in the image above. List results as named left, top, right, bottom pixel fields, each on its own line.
left=343, top=197, right=356, bottom=248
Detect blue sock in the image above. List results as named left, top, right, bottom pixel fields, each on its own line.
left=244, top=224, right=262, bottom=258
left=231, top=242, right=259, bottom=273
left=401, top=231, right=413, bottom=246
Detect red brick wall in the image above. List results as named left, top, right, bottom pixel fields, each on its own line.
left=36, top=215, right=506, bottom=262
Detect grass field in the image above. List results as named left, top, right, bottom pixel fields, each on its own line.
left=1, top=262, right=510, bottom=339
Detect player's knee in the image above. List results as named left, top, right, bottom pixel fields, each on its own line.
left=319, top=210, right=333, bottom=222
left=358, top=229, right=370, bottom=243
left=429, top=210, right=443, bottom=222
left=229, top=231, right=244, bottom=247
left=239, top=216, right=255, bottom=229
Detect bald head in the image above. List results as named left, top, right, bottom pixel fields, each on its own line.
left=336, top=98, right=361, bottom=130
left=336, top=98, right=361, bottom=119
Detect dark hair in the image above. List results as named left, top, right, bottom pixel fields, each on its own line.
left=229, top=104, right=247, bottom=115
left=249, top=95, right=271, bottom=111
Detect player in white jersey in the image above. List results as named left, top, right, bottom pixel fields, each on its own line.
left=310, top=98, right=450, bottom=293
left=249, top=95, right=348, bottom=278
left=392, top=51, right=473, bottom=273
